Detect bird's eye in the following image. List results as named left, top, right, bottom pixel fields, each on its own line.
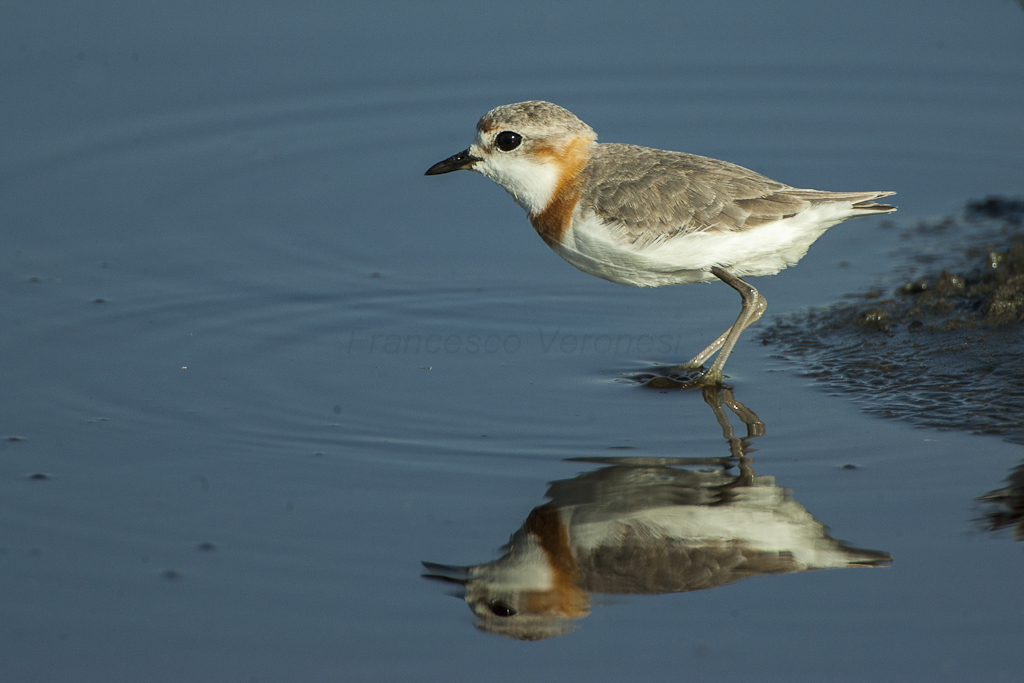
left=489, top=601, right=517, bottom=617
left=494, top=131, right=522, bottom=152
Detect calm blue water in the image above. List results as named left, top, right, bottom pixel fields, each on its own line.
left=2, top=1, right=1024, bottom=681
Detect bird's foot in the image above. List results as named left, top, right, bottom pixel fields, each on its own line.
left=637, top=365, right=728, bottom=389
left=693, top=368, right=727, bottom=387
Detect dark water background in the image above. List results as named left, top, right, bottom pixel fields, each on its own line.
left=3, top=1, right=1024, bottom=681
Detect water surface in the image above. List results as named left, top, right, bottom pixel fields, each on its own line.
left=3, top=1, right=1024, bottom=681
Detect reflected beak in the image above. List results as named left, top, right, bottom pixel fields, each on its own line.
left=424, top=149, right=481, bottom=175
left=421, top=573, right=469, bottom=587
left=421, top=561, right=471, bottom=585
left=422, top=561, right=471, bottom=597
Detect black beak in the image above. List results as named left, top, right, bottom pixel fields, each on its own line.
left=424, top=149, right=480, bottom=175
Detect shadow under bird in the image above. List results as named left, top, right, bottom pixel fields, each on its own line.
left=426, top=101, right=896, bottom=384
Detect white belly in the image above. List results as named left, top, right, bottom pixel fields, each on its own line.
left=550, top=206, right=854, bottom=287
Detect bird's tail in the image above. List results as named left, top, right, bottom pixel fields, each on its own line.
left=789, top=189, right=897, bottom=214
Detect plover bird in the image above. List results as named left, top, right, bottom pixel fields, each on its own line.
left=426, top=101, right=895, bottom=384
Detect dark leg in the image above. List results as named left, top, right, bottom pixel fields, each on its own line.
left=701, top=385, right=763, bottom=489
left=686, top=267, right=766, bottom=385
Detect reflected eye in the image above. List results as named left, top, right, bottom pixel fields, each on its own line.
left=489, top=601, right=517, bottom=617
left=495, top=131, right=522, bottom=152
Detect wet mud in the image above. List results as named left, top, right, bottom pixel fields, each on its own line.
left=762, top=197, right=1024, bottom=539
left=761, top=196, right=1024, bottom=444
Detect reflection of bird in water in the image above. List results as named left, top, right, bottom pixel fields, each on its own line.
left=423, top=388, right=891, bottom=640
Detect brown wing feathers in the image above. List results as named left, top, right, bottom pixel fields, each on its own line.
left=581, top=143, right=893, bottom=245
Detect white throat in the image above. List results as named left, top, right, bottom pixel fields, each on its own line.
left=473, top=153, right=561, bottom=216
